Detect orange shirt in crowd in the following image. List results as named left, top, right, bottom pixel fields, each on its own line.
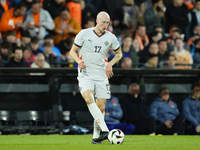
left=2, top=3, right=8, bottom=12
left=171, top=50, right=193, bottom=69
left=0, top=8, right=24, bottom=39
left=32, top=13, right=40, bottom=25
left=135, top=33, right=149, bottom=50
left=66, top=1, right=81, bottom=26
left=53, top=16, right=81, bottom=44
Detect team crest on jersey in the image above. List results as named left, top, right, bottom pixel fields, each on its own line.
left=104, top=41, right=109, bottom=46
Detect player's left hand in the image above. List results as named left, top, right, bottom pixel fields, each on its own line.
left=106, top=63, right=114, bottom=78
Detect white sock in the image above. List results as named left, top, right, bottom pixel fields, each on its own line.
left=93, top=120, right=101, bottom=139
left=93, top=111, right=106, bottom=139
left=88, top=103, right=109, bottom=132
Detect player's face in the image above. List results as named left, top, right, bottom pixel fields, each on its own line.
left=97, top=15, right=110, bottom=33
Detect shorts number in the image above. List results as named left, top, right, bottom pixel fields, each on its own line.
left=95, top=46, right=101, bottom=53
left=106, top=84, right=110, bottom=93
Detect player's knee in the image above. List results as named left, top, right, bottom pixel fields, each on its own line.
left=84, top=97, right=94, bottom=105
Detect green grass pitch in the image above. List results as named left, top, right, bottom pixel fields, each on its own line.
left=0, top=135, right=199, bottom=150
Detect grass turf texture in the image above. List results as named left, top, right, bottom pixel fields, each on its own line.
left=0, top=135, right=199, bottom=150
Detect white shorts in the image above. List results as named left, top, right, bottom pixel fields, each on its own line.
left=78, top=77, right=111, bottom=99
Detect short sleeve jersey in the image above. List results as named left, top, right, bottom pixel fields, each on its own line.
left=74, top=27, right=120, bottom=80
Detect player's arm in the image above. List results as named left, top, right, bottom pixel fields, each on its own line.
left=69, top=44, right=86, bottom=69
left=108, top=47, right=122, bottom=66
left=106, top=47, right=122, bottom=78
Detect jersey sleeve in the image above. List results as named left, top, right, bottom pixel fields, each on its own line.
left=110, top=34, right=120, bottom=51
left=74, top=30, right=84, bottom=47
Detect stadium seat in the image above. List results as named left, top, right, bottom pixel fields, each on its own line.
left=75, top=111, right=94, bottom=130
left=0, top=110, right=18, bottom=134
left=26, top=111, right=49, bottom=134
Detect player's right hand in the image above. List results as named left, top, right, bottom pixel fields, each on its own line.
left=78, top=60, right=86, bottom=69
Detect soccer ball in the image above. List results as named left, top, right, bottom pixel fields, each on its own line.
left=108, top=129, right=125, bottom=145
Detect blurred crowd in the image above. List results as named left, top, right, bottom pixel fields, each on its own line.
left=0, top=0, right=200, bottom=69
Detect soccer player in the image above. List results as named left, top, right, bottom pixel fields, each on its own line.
left=69, top=11, right=122, bottom=144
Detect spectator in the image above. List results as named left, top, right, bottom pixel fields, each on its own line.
left=0, top=0, right=12, bottom=20
left=66, top=0, right=82, bottom=26
left=158, top=38, right=169, bottom=65
left=99, top=0, right=122, bottom=29
left=43, top=0, right=65, bottom=20
left=120, top=83, right=156, bottom=135
left=187, top=25, right=200, bottom=47
left=167, top=29, right=190, bottom=52
left=193, top=38, right=200, bottom=65
left=149, top=31, right=163, bottom=44
left=40, top=34, right=61, bottom=61
left=144, top=0, right=165, bottom=36
left=21, top=0, right=34, bottom=11
left=183, top=0, right=194, bottom=13
left=117, top=29, right=131, bottom=46
left=165, top=0, right=189, bottom=34
left=150, top=87, right=184, bottom=135
left=23, top=46, right=35, bottom=66
left=121, top=0, right=139, bottom=32
left=134, top=23, right=149, bottom=51
left=142, top=54, right=159, bottom=69
left=132, top=38, right=140, bottom=53
left=120, top=36, right=139, bottom=68
left=4, top=46, right=29, bottom=67
left=0, top=2, right=26, bottom=40
left=55, top=36, right=73, bottom=56
left=139, top=42, right=159, bottom=64
left=31, top=53, right=50, bottom=69
left=30, top=53, right=50, bottom=75
left=83, top=17, right=95, bottom=29
left=53, top=7, right=81, bottom=44
left=81, top=3, right=97, bottom=29
left=105, top=93, right=135, bottom=135
left=30, top=37, right=43, bottom=56
left=171, top=38, right=193, bottom=69
left=21, top=30, right=31, bottom=50
left=43, top=42, right=60, bottom=67
left=5, top=30, right=16, bottom=44
left=121, top=57, right=132, bottom=68
left=153, top=25, right=164, bottom=33
left=84, top=0, right=101, bottom=12
left=0, top=41, right=12, bottom=65
left=23, top=1, right=55, bottom=41
left=182, top=82, right=200, bottom=135
left=187, top=0, right=200, bottom=37
left=160, top=54, right=177, bottom=69
left=137, top=2, right=147, bottom=26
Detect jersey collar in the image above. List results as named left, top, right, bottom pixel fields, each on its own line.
left=93, top=30, right=106, bottom=37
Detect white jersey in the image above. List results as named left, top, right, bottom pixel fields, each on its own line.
left=74, top=27, right=120, bottom=80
